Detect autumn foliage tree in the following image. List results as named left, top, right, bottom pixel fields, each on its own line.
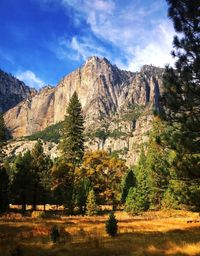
left=79, top=150, right=128, bottom=208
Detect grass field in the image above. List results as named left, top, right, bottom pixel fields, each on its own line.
left=0, top=210, right=200, bottom=256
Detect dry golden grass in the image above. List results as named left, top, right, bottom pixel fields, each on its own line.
left=0, top=210, right=200, bottom=256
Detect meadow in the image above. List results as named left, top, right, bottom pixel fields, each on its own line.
left=0, top=209, right=200, bottom=256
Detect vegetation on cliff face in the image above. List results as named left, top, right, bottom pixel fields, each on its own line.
left=26, top=122, right=64, bottom=143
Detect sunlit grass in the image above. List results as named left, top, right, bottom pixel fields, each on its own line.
left=0, top=210, right=200, bottom=256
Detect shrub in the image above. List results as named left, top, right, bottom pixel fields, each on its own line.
left=105, top=212, right=118, bottom=237
left=50, top=225, right=60, bottom=243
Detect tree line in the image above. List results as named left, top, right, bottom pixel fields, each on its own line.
left=0, top=0, right=199, bottom=215
left=0, top=93, right=128, bottom=214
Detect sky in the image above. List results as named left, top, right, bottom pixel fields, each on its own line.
left=0, top=0, right=175, bottom=89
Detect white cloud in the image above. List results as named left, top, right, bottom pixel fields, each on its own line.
left=55, top=35, right=110, bottom=61
left=70, top=36, right=109, bottom=60
left=16, top=70, right=45, bottom=89
left=126, top=20, right=175, bottom=71
left=43, top=0, right=176, bottom=71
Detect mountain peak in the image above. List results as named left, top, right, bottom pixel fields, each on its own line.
left=4, top=57, right=163, bottom=138
left=85, top=56, right=111, bottom=66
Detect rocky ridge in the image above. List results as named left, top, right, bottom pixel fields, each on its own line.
left=3, top=57, right=164, bottom=165
left=0, top=70, right=36, bottom=113
left=4, top=57, right=163, bottom=138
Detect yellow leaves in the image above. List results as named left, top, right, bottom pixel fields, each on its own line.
left=77, top=150, right=128, bottom=204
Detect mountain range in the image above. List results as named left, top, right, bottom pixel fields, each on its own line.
left=1, top=56, right=164, bottom=165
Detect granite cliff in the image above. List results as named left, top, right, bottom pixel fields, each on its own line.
left=4, top=57, right=163, bottom=137
left=3, top=57, right=164, bottom=165
left=0, top=70, right=36, bottom=113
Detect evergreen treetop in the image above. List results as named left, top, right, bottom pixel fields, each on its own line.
left=60, top=91, right=84, bottom=166
left=162, top=0, right=200, bottom=154
left=162, top=0, right=200, bottom=181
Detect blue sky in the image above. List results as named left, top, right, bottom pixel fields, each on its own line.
left=0, top=0, right=175, bottom=89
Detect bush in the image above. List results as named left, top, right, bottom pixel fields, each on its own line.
left=50, top=225, right=60, bottom=243
left=105, top=212, right=118, bottom=237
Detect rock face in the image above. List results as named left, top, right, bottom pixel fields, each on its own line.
left=4, top=57, right=164, bottom=138
left=0, top=70, right=36, bottom=113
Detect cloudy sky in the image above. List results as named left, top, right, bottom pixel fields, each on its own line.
left=0, top=0, right=175, bottom=89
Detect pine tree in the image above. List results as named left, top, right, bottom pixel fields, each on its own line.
left=105, top=212, right=118, bottom=237
left=161, top=0, right=200, bottom=207
left=163, top=0, right=200, bottom=129
left=11, top=152, right=33, bottom=213
left=125, top=187, right=149, bottom=215
left=145, top=117, right=170, bottom=209
left=60, top=91, right=84, bottom=166
left=125, top=147, right=150, bottom=215
left=159, top=0, right=200, bottom=207
left=86, top=189, right=98, bottom=216
left=121, top=169, right=136, bottom=204
left=0, top=167, right=9, bottom=213
left=31, top=139, right=46, bottom=210
left=0, top=113, right=9, bottom=212
left=39, top=154, right=53, bottom=211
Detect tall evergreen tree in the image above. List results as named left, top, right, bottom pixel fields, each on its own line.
left=0, top=167, right=9, bottom=213
left=163, top=0, right=200, bottom=128
left=162, top=0, right=200, bottom=178
left=0, top=113, right=9, bottom=212
left=39, top=154, right=53, bottom=211
left=125, top=148, right=150, bottom=215
left=11, top=152, right=33, bottom=213
left=31, top=139, right=46, bottom=210
left=161, top=0, right=200, bottom=209
left=60, top=91, right=84, bottom=166
left=145, top=117, right=170, bottom=209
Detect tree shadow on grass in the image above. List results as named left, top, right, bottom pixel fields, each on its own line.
left=1, top=224, right=200, bottom=256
